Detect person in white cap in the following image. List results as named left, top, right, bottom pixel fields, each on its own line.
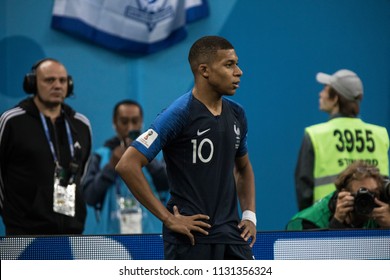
left=294, top=69, right=389, bottom=211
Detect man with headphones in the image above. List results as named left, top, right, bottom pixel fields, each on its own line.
left=0, top=58, right=92, bottom=235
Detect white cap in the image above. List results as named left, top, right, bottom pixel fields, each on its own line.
left=316, top=69, right=363, bottom=101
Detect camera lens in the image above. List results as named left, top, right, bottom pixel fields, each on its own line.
left=383, top=179, right=390, bottom=202
left=354, top=187, right=376, bottom=215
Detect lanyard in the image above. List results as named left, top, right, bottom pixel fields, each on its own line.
left=39, top=112, right=74, bottom=164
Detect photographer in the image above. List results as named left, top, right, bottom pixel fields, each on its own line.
left=287, top=160, right=390, bottom=230
left=0, top=58, right=92, bottom=235
left=82, top=99, right=169, bottom=234
left=295, top=69, right=389, bottom=211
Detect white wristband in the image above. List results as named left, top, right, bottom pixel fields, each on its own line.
left=242, top=210, right=257, bottom=226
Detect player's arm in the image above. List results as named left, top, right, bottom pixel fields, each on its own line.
left=235, top=154, right=257, bottom=247
left=115, top=146, right=210, bottom=245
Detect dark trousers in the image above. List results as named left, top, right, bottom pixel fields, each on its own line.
left=164, top=242, right=254, bottom=260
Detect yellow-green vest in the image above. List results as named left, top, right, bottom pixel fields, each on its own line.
left=306, top=118, right=389, bottom=203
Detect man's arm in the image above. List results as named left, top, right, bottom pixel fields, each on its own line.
left=0, top=114, right=10, bottom=213
left=81, top=153, right=117, bottom=206
left=82, top=144, right=129, bottom=206
left=295, top=133, right=315, bottom=211
left=235, top=154, right=256, bottom=247
left=115, top=146, right=211, bottom=245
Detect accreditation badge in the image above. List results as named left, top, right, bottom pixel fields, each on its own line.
left=53, top=175, right=76, bottom=217
left=117, top=196, right=142, bottom=234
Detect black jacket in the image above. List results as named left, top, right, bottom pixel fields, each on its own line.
left=0, top=98, right=92, bottom=234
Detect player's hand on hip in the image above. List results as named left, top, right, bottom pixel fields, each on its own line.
left=165, top=205, right=211, bottom=246
left=238, top=220, right=257, bottom=247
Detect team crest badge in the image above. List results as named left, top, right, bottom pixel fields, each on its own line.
left=124, top=0, right=174, bottom=31
left=234, top=123, right=241, bottom=149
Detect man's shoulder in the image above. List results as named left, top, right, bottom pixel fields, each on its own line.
left=288, top=192, right=334, bottom=227
left=153, top=92, right=192, bottom=128
left=305, top=118, right=355, bottom=132
left=1, top=97, right=37, bottom=119
left=305, top=120, right=330, bottom=130
left=63, top=104, right=91, bottom=129
left=0, top=106, right=29, bottom=143
left=62, top=102, right=88, bottom=120
left=73, top=111, right=91, bottom=127
left=0, top=106, right=27, bottom=124
left=329, top=118, right=387, bottom=132
left=360, top=120, right=388, bottom=131
left=167, top=91, right=193, bottom=112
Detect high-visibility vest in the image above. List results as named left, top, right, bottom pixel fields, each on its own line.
left=306, top=118, right=389, bottom=203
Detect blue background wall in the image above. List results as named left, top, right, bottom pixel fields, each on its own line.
left=1, top=0, right=390, bottom=232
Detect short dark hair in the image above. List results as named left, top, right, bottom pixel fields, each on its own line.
left=188, top=35, right=234, bottom=72
left=113, top=99, right=143, bottom=120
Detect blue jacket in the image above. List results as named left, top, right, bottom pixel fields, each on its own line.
left=82, top=137, right=169, bottom=234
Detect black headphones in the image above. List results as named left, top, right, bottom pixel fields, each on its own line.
left=23, top=58, right=74, bottom=97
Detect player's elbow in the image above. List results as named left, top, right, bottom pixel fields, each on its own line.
left=115, top=157, right=128, bottom=177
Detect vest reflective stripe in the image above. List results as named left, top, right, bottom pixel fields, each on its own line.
left=314, top=174, right=339, bottom=187
left=306, top=118, right=389, bottom=203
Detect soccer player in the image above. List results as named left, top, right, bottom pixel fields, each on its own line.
left=116, top=35, right=256, bottom=260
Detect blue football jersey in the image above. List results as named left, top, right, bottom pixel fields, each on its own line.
left=132, top=91, right=249, bottom=244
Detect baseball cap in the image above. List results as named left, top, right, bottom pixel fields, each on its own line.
left=316, top=69, right=363, bottom=101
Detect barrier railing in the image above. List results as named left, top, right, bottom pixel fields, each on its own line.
left=1, top=229, right=389, bottom=260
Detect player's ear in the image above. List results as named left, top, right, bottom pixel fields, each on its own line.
left=198, top=64, right=209, bottom=78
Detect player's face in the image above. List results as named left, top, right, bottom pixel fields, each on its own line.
left=35, top=61, right=68, bottom=107
left=114, top=104, right=143, bottom=140
left=207, top=49, right=243, bottom=96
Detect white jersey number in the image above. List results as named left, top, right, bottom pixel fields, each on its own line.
left=191, top=138, right=214, bottom=163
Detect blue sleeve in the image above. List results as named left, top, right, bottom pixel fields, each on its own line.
left=132, top=92, right=191, bottom=162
